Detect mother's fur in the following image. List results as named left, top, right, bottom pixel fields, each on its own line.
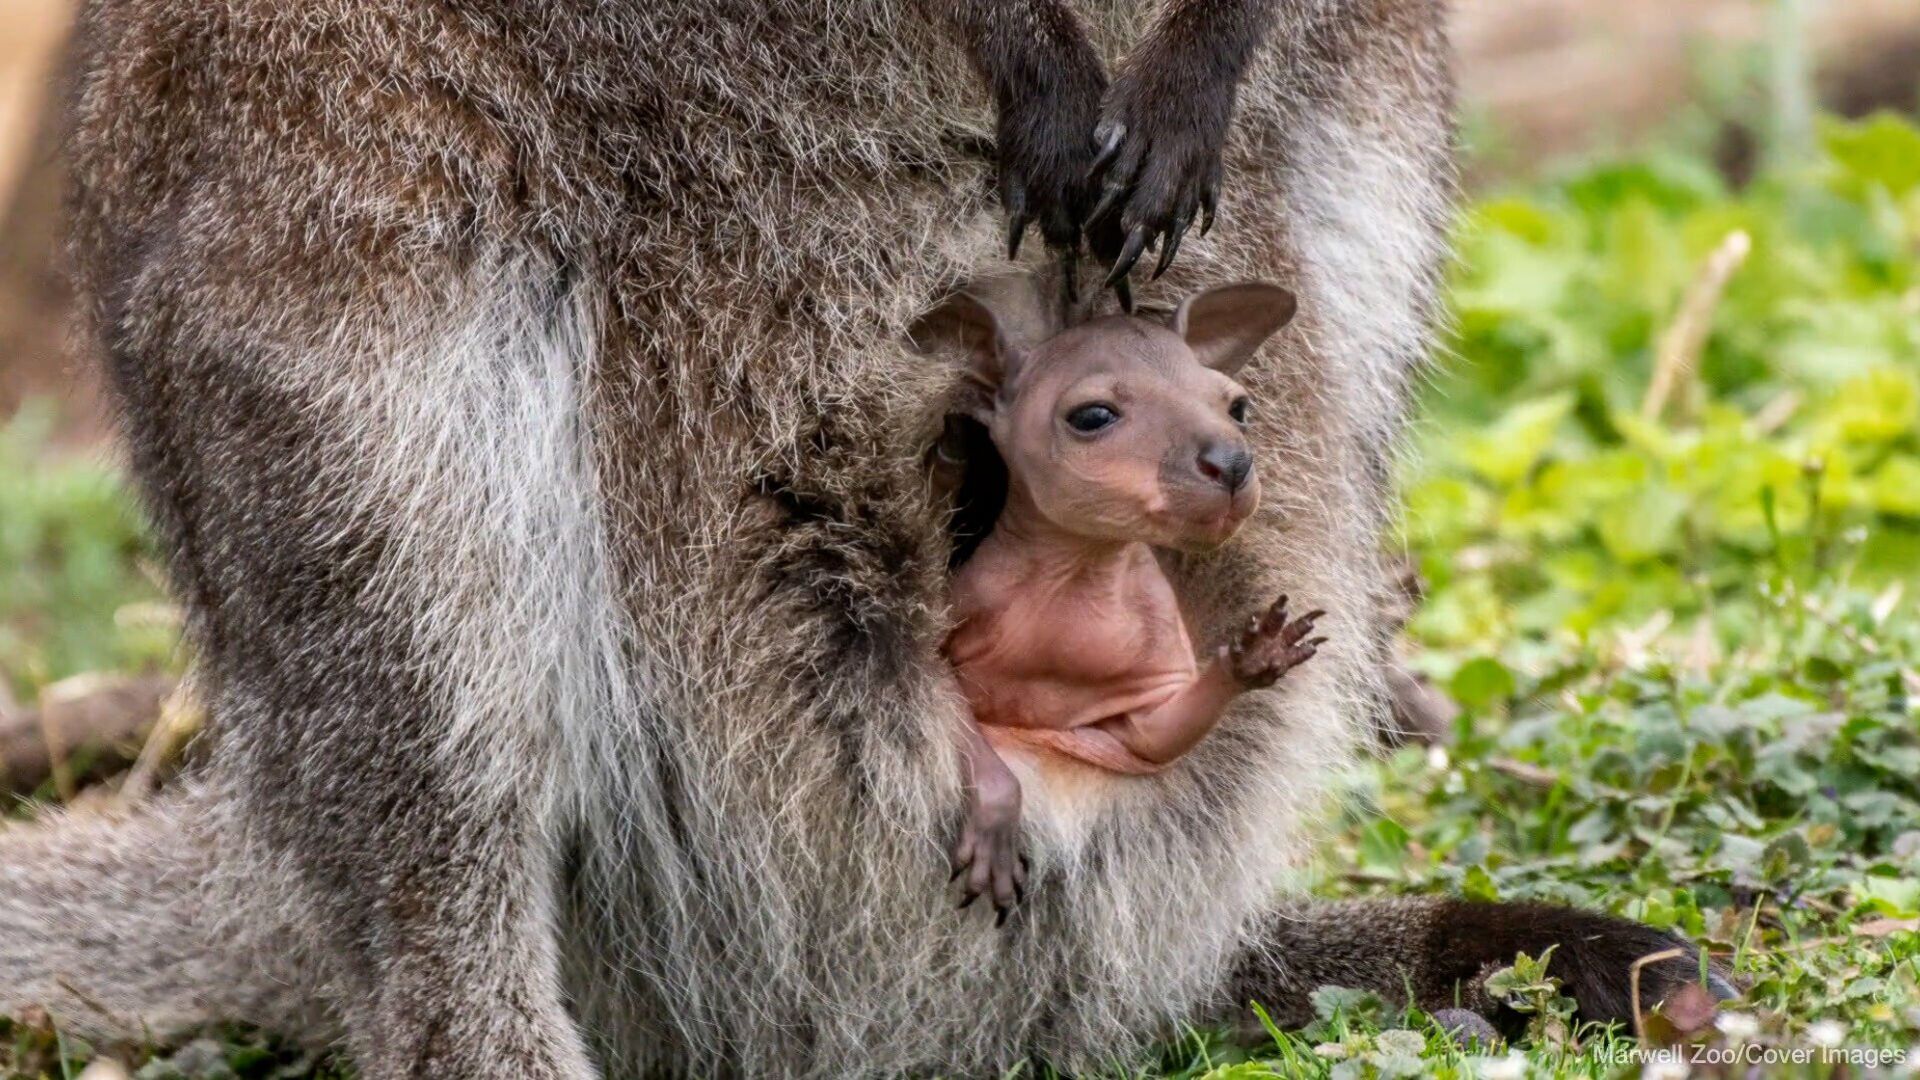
left=2, top=1, right=1713, bottom=1075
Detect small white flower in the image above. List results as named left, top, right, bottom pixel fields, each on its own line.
left=1807, top=1019, right=1847, bottom=1048
left=1375, top=1028, right=1426, bottom=1057
left=1313, top=1042, right=1350, bottom=1060
left=1643, top=1061, right=1691, bottom=1080
left=1478, top=1051, right=1528, bottom=1080
left=1715, top=1011, right=1760, bottom=1040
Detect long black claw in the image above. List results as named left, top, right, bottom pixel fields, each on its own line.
left=1105, top=226, right=1150, bottom=287
left=950, top=863, right=964, bottom=883
left=1153, top=215, right=1192, bottom=280
left=1007, top=211, right=1030, bottom=260
left=1200, top=177, right=1220, bottom=237
left=1088, top=180, right=1127, bottom=229
left=1090, top=121, right=1126, bottom=175
left=1114, top=276, right=1134, bottom=313
left=1014, top=882, right=1026, bottom=905
left=958, top=893, right=977, bottom=910
left=995, top=906, right=1010, bottom=928
left=1061, top=247, right=1080, bottom=306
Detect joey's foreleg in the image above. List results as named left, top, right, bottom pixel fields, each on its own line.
left=1090, top=596, right=1323, bottom=767
left=950, top=720, right=1028, bottom=925
left=937, top=0, right=1110, bottom=264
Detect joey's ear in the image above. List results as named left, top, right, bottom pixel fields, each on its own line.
left=907, top=291, right=1023, bottom=417
left=1169, top=283, right=1297, bottom=375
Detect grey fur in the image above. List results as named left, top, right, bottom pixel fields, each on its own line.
left=2, top=0, right=1716, bottom=1075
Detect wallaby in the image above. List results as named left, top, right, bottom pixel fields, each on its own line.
left=3, top=0, right=1726, bottom=1075
left=915, top=283, right=1326, bottom=917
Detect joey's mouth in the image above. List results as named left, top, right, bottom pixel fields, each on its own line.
left=1155, top=485, right=1258, bottom=547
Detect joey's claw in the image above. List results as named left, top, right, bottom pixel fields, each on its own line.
left=1279, top=610, right=1325, bottom=647
left=1105, top=225, right=1151, bottom=287
left=1257, top=595, right=1292, bottom=635
left=1113, top=276, right=1133, bottom=313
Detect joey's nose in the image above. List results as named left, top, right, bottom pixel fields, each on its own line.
left=1196, top=442, right=1254, bottom=492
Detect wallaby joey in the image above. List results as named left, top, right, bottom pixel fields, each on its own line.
left=916, top=283, right=1322, bottom=918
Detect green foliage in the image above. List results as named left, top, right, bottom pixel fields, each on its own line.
left=1409, top=114, right=1920, bottom=659
left=0, top=405, right=171, bottom=701
left=1305, top=110, right=1920, bottom=1077
left=1484, top=949, right=1578, bottom=1049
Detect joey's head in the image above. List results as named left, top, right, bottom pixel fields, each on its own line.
left=911, top=283, right=1297, bottom=552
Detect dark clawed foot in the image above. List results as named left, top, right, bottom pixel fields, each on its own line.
left=1085, top=56, right=1235, bottom=288
left=1227, top=595, right=1326, bottom=689
left=995, top=44, right=1108, bottom=264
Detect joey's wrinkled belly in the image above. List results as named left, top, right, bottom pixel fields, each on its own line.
left=957, top=663, right=1194, bottom=733
left=947, top=619, right=1202, bottom=775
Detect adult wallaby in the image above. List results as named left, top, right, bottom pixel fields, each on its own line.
left=3, top=0, right=1725, bottom=1075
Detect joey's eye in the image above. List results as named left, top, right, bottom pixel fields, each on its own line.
left=1228, top=397, right=1252, bottom=425
left=1065, top=403, right=1120, bottom=433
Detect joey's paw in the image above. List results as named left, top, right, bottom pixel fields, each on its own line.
left=950, top=771, right=1028, bottom=927
left=996, top=42, right=1109, bottom=263
left=1086, top=50, right=1234, bottom=286
left=1226, top=595, right=1325, bottom=689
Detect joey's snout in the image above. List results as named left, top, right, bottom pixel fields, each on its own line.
left=1196, top=441, right=1254, bottom=493
left=1153, top=434, right=1260, bottom=550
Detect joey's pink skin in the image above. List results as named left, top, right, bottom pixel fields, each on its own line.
left=912, top=282, right=1323, bottom=920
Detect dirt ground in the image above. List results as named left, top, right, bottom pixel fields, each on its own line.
left=3, top=0, right=1918, bottom=440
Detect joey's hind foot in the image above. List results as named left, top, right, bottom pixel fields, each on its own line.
left=1226, top=596, right=1325, bottom=689
left=951, top=764, right=1028, bottom=927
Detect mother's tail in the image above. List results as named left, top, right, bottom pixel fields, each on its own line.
left=0, top=785, right=333, bottom=1047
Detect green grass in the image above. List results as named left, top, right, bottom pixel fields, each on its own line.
left=0, top=405, right=172, bottom=704
left=5, top=113, right=1920, bottom=1079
